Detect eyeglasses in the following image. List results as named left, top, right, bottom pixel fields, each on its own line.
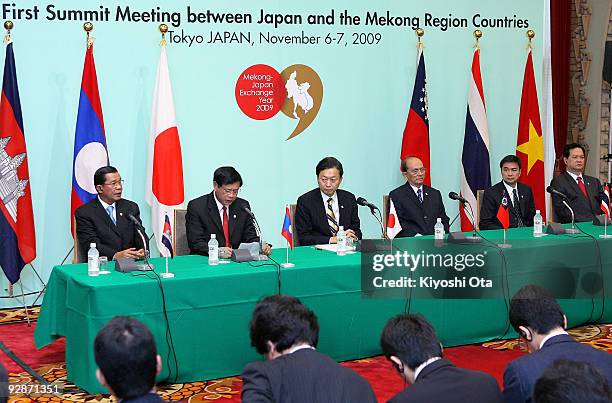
left=407, top=168, right=426, bottom=175
left=221, top=187, right=240, bottom=195
left=103, top=180, right=124, bottom=188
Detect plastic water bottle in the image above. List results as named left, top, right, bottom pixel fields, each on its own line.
left=434, top=218, right=444, bottom=240
left=337, top=226, right=347, bottom=256
left=533, top=210, right=543, bottom=237
left=208, top=234, right=219, bottom=265
left=87, top=243, right=99, bottom=277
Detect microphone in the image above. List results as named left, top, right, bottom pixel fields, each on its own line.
left=546, top=186, right=568, bottom=201
left=126, top=213, right=150, bottom=264
left=357, top=197, right=379, bottom=211
left=127, top=213, right=144, bottom=228
left=243, top=206, right=255, bottom=219
left=242, top=206, right=264, bottom=255
left=448, top=192, right=468, bottom=204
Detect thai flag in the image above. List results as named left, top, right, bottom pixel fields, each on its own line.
left=70, top=43, right=108, bottom=235
left=460, top=48, right=491, bottom=231
left=602, top=184, right=611, bottom=220
left=281, top=206, right=293, bottom=249
left=400, top=48, right=430, bottom=186
left=161, top=213, right=173, bottom=257
left=0, top=39, right=36, bottom=284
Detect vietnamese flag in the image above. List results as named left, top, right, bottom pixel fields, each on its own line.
left=516, top=48, right=546, bottom=221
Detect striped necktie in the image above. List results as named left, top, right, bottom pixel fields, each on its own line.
left=106, top=205, right=116, bottom=225
left=327, top=197, right=339, bottom=236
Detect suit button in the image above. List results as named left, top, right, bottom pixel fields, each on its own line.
left=424, top=216, right=428, bottom=219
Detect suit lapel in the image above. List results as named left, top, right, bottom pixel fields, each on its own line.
left=95, top=198, right=120, bottom=237
left=228, top=202, right=240, bottom=239
left=207, top=194, right=224, bottom=234
left=316, top=191, right=333, bottom=235
left=404, top=184, right=424, bottom=211
left=337, top=191, right=348, bottom=228
left=562, top=172, right=585, bottom=200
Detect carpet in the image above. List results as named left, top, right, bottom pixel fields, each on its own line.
left=1, top=307, right=611, bottom=403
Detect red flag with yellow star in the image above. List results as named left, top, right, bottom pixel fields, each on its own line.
left=516, top=48, right=546, bottom=221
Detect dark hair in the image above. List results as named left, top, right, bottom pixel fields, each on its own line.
left=500, top=155, right=522, bottom=170
left=563, top=143, right=586, bottom=158
left=213, top=166, right=243, bottom=187
left=534, top=359, right=612, bottom=403
left=94, top=316, right=158, bottom=399
left=0, top=363, right=7, bottom=403
left=509, top=285, right=564, bottom=335
left=249, top=295, right=319, bottom=355
left=94, top=166, right=118, bottom=187
left=380, top=313, right=442, bottom=370
left=316, top=157, right=343, bottom=177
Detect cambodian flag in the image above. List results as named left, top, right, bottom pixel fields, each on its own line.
left=0, top=39, right=36, bottom=284
left=161, top=213, right=173, bottom=257
left=70, top=43, right=108, bottom=235
left=281, top=206, right=293, bottom=249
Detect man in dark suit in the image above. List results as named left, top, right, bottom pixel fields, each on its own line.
left=549, top=143, right=604, bottom=223
left=388, top=156, right=449, bottom=237
left=75, top=166, right=147, bottom=262
left=94, top=316, right=165, bottom=403
left=295, top=157, right=361, bottom=246
left=380, top=313, right=502, bottom=403
left=480, top=155, right=536, bottom=230
left=241, top=295, right=376, bottom=402
left=503, top=285, right=612, bottom=403
left=0, top=362, right=7, bottom=403
left=533, top=360, right=612, bottom=403
left=186, top=166, right=270, bottom=256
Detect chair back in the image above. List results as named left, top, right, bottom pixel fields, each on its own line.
left=174, top=209, right=190, bottom=256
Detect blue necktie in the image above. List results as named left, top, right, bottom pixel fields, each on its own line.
left=417, top=188, right=423, bottom=203
left=106, top=205, right=116, bottom=225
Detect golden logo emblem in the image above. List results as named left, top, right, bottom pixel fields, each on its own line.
left=280, top=64, right=323, bottom=140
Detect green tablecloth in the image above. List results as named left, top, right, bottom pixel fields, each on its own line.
left=34, top=224, right=612, bottom=393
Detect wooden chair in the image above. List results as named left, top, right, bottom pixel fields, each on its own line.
left=173, top=209, right=190, bottom=256
left=548, top=196, right=556, bottom=223
left=476, top=190, right=485, bottom=230
left=289, top=204, right=299, bottom=247
left=72, top=217, right=81, bottom=264
left=382, top=194, right=389, bottom=237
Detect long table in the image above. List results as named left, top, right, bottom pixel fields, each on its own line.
left=34, top=224, right=612, bottom=393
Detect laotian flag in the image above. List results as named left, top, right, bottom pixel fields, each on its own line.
left=400, top=48, right=430, bottom=186
left=460, top=48, right=491, bottom=231
left=0, top=39, right=36, bottom=284
left=71, top=43, right=108, bottom=235
left=281, top=206, right=293, bottom=249
left=145, top=44, right=184, bottom=258
left=161, top=213, right=173, bottom=257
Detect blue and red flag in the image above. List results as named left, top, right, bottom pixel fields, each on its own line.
left=496, top=193, right=510, bottom=230
left=400, top=48, right=430, bottom=186
left=281, top=206, right=293, bottom=249
left=71, top=42, right=108, bottom=235
left=0, top=39, right=36, bottom=284
left=601, top=183, right=610, bottom=219
left=460, top=48, right=491, bottom=231
left=161, top=213, right=173, bottom=257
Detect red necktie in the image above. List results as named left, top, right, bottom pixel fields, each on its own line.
left=577, top=177, right=588, bottom=198
left=222, top=206, right=231, bottom=248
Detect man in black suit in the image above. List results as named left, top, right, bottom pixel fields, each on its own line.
left=549, top=143, right=604, bottom=223
left=94, top=316, right=164, bottom=403
left=75, top=166, right=147, bottom=262
left=533, top=360, right=612, bottom=403
left=295, top=157, right=361, bottom=246
left=503, top=285, right=612, bottom=403
left=480, top=155, right=536, bottom=230
left=388, top=156, right=449, bottom=237
left=380, top=313, right=502, bottom=403
left=241, top=295, right=376, bottom=402
left=186, top=166, right=270, bottom=256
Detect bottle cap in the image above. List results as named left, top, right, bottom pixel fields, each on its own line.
left=90, top=243, right=96, bottom=247
left=339, top=226, right=344, bottom=231
left=536, top=210, right=540, bottom=213
left=436, top=218, right=441, bottom=222
left=211, top=234, right=216, bottom=239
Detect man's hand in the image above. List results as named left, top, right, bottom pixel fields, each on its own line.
left=113, top=248, right=145, bottom=260
left=345, top=229, right=358, bottom=240
left=219, top=247, right=232, bottom=259
left=262, top=243, right=272, bottom=256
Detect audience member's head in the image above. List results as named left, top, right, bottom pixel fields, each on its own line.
left=533, top=359, right=612, bottom=403
left=509, top=285, right=566, bottom=352
left=380, top=313, right=443, bottom=384
left=0, top=362, right=7, bottom=403
left=94, top=316, right=161, bottom=399
left=249, top=295, right=319, bottom=360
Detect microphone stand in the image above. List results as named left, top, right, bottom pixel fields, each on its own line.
left=368, top=206, right=386, bottom=239
left=562, top=200, right=580, bottom=234
left=461, top=200, right=481, bottom=243
left=135, top=226, right=153, bottom=270
left=247, top=211, right=267, bottom=261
